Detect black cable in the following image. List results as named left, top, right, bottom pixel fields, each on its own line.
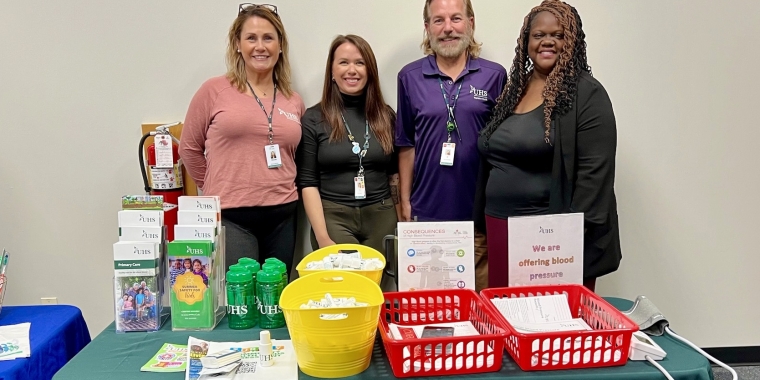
left=138, top=132, right=152, bottom=193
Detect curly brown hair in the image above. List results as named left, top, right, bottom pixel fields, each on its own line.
left=481, top=0, right=591, bottom=145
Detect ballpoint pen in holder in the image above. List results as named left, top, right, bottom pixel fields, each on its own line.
left=0, top=249, right=9, bottom=315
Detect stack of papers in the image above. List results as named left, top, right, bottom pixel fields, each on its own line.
left=186, top=336, right=297, bottom=380
left=490, top=294, right=592, bottom=334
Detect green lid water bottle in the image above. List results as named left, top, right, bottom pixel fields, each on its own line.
left=226, top=265, right=256, bottom=329
left=263, top=259, right=288, bottom=290
left=238, top=258, right=260, bottom=277
left=256, top=269, right=285, bottom=329
left=238, top=258, right=261, bottom=321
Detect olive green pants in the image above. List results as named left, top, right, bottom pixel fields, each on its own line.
left=310, top=198, right=397, bottom=254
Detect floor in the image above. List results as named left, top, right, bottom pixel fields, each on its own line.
left=713, top=365, right=759, bottom=379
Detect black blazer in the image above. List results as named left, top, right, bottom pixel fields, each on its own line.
left=475, top=71, right=622, bottom=279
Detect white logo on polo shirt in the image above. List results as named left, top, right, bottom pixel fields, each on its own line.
left=278, top=108, right=299, bottom=122
left=470, top=85, right=488, bottom=101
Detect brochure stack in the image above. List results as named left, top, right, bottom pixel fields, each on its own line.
left=168, top=196, right=225, bottom=331
left=114, top=195, right=166, bottom=332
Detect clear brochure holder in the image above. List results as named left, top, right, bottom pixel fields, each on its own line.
left=114, top=226, right=168, bottom=333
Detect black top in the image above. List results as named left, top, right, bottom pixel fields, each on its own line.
left=477, top=104, right=554, bottom=218
left=296, top=92, right=398, bottom=207
left=474, top=72, right=621, bottom=279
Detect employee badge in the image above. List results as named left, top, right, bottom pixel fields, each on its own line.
left=440, top=142, right=455, bottom=166
left=354, top=176, right=366, bottom=199
left=265, top=144, right=282, bottom=169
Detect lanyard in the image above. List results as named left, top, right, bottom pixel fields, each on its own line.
left=247, top=81, right=278, bottom=145
left=340, top=113, right=370, bottom=177
left=438, top=77, right=463, bottom=142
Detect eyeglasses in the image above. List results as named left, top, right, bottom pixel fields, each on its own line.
left=238, top=3, right=278, bottom=15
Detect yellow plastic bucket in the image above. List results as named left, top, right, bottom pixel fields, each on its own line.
left=280, top=271, right=384, bottom=378
left=296, top=244, right=386, bottom=285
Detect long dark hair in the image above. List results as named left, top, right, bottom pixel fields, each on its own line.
left=320, top=35, right=394, bottom=155
left=482, top=0, right=591, bottom=144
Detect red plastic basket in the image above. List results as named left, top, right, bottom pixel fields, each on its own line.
left=378, top=289, right=507, bottom=378
left=480, top=284, right=638, bottom=371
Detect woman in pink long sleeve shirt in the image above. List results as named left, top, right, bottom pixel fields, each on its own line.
left=179, top=5, right=305, bottom=274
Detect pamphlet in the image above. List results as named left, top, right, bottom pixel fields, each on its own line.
left=186, top=336, right=297, bottom=380
left=0, top=322, right=30, bottom=361
left=141, top=343, right=188, bottom=372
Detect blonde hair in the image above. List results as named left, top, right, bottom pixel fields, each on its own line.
left=225, top=6, right=293, bottom=97
left=421, top=0, right=481, bottom=58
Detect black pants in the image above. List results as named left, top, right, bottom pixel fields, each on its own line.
left=309, top=198, right=397, bottom=254
left=222, top=201, right=297, bottom=277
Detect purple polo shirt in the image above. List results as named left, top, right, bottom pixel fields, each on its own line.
left=396, top=55, right=506, bottom=221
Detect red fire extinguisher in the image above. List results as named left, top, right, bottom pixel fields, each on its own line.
left=139, top=122, right=183, bottom=242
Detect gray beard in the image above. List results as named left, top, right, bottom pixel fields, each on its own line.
left=431, top=34, right=471, bottom=58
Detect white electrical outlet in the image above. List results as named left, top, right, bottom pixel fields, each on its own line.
left=41, top=297, right=58, bottom=305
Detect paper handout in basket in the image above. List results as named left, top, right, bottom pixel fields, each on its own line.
left=491, top=294, right=591, bottom=333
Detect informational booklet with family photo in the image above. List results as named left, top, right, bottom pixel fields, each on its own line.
left=185, top=336, right=296, bottom=380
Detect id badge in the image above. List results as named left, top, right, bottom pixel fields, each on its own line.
left=354, top=177, right=366, bottom=199
left=265, top=144, right=282, bottom=169
left=440, top=143, right=455, bottom=166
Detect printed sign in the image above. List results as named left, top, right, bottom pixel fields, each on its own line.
left=397, top=221, right=474, bottom=291
left=508, top=213, right=584, bottom=286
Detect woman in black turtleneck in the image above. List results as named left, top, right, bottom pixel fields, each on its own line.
left=296, top=35, right=399, bottom=253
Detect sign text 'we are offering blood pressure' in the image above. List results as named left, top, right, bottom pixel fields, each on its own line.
left=508, top=213, right=584, bottom=286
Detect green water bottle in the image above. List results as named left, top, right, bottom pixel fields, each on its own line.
left=237, top=258, right=261, bottom=291
left=263, top=260, right=288, bottom=291
left=238, top=258, right=262, bottom=321
left=226, top=265, right=256, bottom=329
left=256, top=269, right=285, bottom=328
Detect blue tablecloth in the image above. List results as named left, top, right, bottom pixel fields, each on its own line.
left=0, top=305, right=91, bottom=380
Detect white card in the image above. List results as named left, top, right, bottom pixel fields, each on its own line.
left=154, top=135, right=174, bottom=168
left=354, top=177, right=366, bottom=199
left=265, top=144, right=282, bottom=169
left=440, top=143, right=455, bottom=166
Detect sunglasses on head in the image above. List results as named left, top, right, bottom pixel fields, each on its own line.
left=238, top=3, right=278, bottom=15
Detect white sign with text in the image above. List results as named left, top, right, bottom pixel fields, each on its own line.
left=397, top=221, right=475, bottom=291
left=507, top=213, right=584, bottom=286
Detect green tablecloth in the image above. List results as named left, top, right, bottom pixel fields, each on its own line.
left=53, top=298, right=713, bottom=380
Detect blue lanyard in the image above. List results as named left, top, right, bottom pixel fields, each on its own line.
left=340, top=113, right=370, bottom=176
left=437, top=77, right=463, bottom=142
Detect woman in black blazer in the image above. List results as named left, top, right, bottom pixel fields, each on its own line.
left=475, top=0, right=621, bottom=290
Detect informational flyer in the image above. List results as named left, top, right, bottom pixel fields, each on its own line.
left=507, top=213, right=584, bottom=286
left=141, top=343, right=187, bottom=372
left=397, top=222, right=475, bottom=291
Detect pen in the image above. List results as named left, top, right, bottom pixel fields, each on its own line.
left=0, top=250, right=8, bottom=277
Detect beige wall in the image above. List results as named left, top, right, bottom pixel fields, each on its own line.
left=1, top=0, right=758, bottom=347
